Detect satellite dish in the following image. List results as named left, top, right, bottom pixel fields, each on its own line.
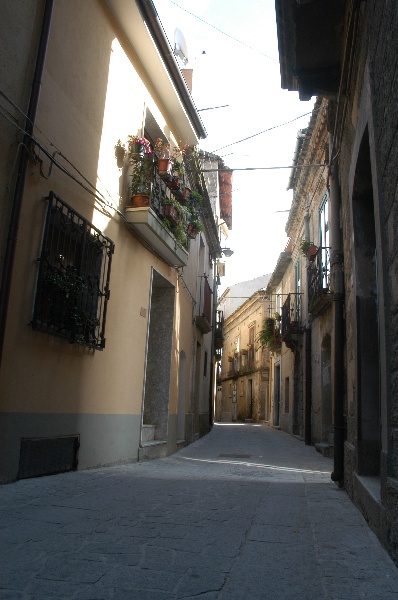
left=174, top=29, right=189, bottom=66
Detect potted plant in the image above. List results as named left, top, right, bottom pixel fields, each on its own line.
left=130, top=157, right=153, bottom=207
left=154, top=137, right=173, bottom=177
left=127, top=134, right=152, bottom=158
left=114, top=139, right=126, bottom=168
left=161, top=196, right=181, bottom=226
left=187, top=211, right=203, bottom=239
left=256, top=317, right=280, bottom=349
left=189, top=190, right=203, bottom=208
left=173, top=221, right=188, bottom=247
left=299, top=239, right=318, bottom=261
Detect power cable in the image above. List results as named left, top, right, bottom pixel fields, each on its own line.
left=168, top=0, right=278, bottom=61
left=211, top=108, right=320, bottom=153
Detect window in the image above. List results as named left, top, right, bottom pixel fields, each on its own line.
left=32, top=192, right=114, bottom=350
left=295, top=259, right=301, bottom=321
left=248, top=326, right=255, bottom=369
left=319, top=193, right=330, bottom=289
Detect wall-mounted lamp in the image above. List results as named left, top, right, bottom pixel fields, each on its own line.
left=221, top=248, right=234, bottom=257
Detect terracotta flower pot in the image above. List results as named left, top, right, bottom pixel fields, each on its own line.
left=187, top=223, right=198, bottom=239
left=158, top=158, right=173, bottom=177
left=131, top=194, right=150, bottom=208
left=306, top=245, right=318, bottom=261
left=162, top=204, right=180, bottom=225
left=182, top=186, right=191, bottom=200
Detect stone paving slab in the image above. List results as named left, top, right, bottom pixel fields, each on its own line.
left=1, top=423, right=398, bottom=599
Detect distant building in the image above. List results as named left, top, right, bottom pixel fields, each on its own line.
left=217, top=277, right=272, bottom=423
left=219, top=275, right=270, bottom=320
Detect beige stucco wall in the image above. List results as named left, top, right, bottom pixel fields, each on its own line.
left=0, top=0, right=209, bottom=479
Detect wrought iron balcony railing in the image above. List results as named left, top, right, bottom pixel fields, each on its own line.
left=307, top=246, right=332, bottom=316
left=125, top=158, right=201, bottom=268
left=282, top=293, right=302, bottom=337
left=281, top=293, right=303, bottom=351
left=196, top=277, right=212, bottom=334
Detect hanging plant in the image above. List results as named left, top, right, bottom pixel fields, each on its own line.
left=299, top=239, right=318, bottom=261
left=114, top=139, right=126, bottom=168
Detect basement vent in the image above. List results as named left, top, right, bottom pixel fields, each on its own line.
left=18, top=435, right=79, bottom=479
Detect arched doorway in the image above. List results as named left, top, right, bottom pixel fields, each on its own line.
left=352, top=127, right=380, bottom=475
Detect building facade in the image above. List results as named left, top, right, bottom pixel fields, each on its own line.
left=275, top=0, right=398, bottom=563
left=0, top=0, right=227, bottom=481
left=218, top=289, right=271, bottom=424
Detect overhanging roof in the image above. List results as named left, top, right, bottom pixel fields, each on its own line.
left=265, top=251, right=292, bottom=293
left=275, top=0, right=346, bottom=100
left=106, top=0, right=206, bottom=142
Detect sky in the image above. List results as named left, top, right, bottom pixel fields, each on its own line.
left=154, top=0, right=314, bottom=292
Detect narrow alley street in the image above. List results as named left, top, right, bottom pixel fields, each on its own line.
left=1, top=424, right=398, bottom=600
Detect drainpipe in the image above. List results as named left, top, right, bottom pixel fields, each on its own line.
left=209, top=262, right=218, bottom=428
left=303, top=209, right=312, bottom=445
left=329, top=133, right=345, bottom=482
left=0, top=0, right=54, bottom=371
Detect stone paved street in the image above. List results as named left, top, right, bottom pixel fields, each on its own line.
left=1, top=424, right=398, bottom=599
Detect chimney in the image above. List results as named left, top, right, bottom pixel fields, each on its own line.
left=181, top=69, right=193, bottom=93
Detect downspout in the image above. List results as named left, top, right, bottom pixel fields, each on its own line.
left=304, top=210, right=312, bottom=445
left=0, top=0, right=54, bottom=370
left=329, top=133, right=345, bottom=482
left=209, top=263, right=218, bottom=428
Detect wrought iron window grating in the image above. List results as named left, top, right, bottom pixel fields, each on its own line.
left=32, top=192, right=114, bottom=350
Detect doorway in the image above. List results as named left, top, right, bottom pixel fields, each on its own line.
left=274, top=365, right=281, bottom=426
left=321, top=335, right=332, bottom=444
left=177, top=351, right=186, bottom=441
left=352, top=128, right=380, bottom=475
left=142, top=270, right=175, bottom=442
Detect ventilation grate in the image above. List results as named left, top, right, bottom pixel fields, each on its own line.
left=18, top=435, right=79, bottom=479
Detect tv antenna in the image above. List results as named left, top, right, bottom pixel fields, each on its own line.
left=174, top=28, right=189, bottom=66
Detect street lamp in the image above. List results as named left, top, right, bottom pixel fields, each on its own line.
left=220, top=247, right=234, bottom=257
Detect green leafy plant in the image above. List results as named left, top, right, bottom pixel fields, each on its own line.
left=154, top=137, right=170, bottom=158
left=114, top=139, right=126, bottom=168
left=256, top=318, right=281, bottom=349
left=189, top=190, right=203, bottom=207
left=130, top=158, right=152, bottom=196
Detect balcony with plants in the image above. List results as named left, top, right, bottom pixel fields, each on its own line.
left=307, top=245, right=332, bottom=317
left=281, top=293, right=304, bottom=351
left=119, top=136, right=204, bottom=267
left=257, top=316, right=282, bottom=354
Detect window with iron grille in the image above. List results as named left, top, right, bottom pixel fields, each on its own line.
left=32, top=192, right=114, bottom=350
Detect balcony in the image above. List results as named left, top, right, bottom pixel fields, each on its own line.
left=307, top=246, right=332, bottom=317
left=196, top=277, right=212, bottom=334
left=282, top=293, right=304, bottom=351
left=214, top=310, right=224, bottom=351
left=124, top=158, right=199, bottom=268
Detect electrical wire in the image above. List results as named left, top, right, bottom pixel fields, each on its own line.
left=168, top=0, right=278, bottom=61
left=211, top=108, right=321, bottom=154
left=0, top=93, right=126, bottom=223
left=197, top=164, right=327, bottom=173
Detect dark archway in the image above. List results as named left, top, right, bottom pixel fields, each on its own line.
left=352, top=127, right=380, bottom=475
